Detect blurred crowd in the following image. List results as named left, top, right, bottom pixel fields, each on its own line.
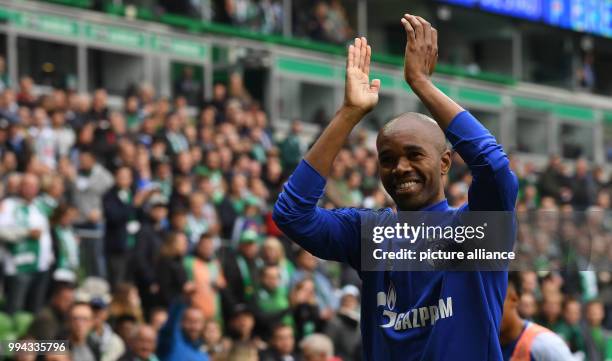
left=95, top=0, right=354, bottom=44
left=0, top=65, right=610, bottom=361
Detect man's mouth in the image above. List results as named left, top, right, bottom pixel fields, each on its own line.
left=395, top=179, right=423, bottom=194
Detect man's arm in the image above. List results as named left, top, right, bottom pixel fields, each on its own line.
left=273, top=37, right=381, bottom=267
left=402, top=14, right=518, bottom=211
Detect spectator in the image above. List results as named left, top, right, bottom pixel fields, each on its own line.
left=157, top=297, right=209, bottom=361
left=324, top=285, right=361, bottom=361
left=88, top=297, right=126, bottom=361
left=118, top=324, right=158, bottom=361
left=259, top=324, right=297, bottom=361
left=16, top=76, right=36, bottom=108
left=570, top=158, right=597, bottom=210
left=224, top=229, right=264, bottom=312
left=537, top=155, right=569, bottom=203
left=279, top=121, right=305, bottom=177
left=28, top=282, right=75, bottom=340
left=261, top=236, right=294, bottom=290
left=299, top=333, right=334, bottom=361
left=253, top=265, right=291, bottom=339
left=50, top=204, right=80, bottom=283
left=291, top=249, right=338, bottom=317
left=132, top=196, right=168, bottom=315
left=583, top=299, right=609, bottom=361
left=156, top=232, right=190, bottom=307
left=67, top=302, right=96, bottom=361
left=500, top=273, right=574, bottom=361
left=557, top=297, right=586, bottom=356
left=103, top=166, right=155, bottom=288
left=185, top=232, right=226, bottom=321
left=290, top=278, right=323, bottom=342
left=50, top=110, right=75, bottom=159
left=174, top=66, right=202, bottom=107
left=537, top=293, right=564, bottom=333
left=108, top=283, right=145, bottom=324
left=227, top=304, right=257, bottom=344
left=202, top=319, right=231, bottom=359
left=0, top=173, right=53, bottom=313
left=69, top=149, right=114, bottom=278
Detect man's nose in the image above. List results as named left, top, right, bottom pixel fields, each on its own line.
left=393, top=157, right=414, bottom=174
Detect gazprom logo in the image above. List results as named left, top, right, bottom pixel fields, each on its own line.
left=377, top=283, right=453, bottom=330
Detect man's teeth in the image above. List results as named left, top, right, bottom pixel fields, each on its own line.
left=398, top=181, right=419, bottom=188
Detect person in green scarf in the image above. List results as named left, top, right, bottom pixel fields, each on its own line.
left=50, top=204, right=80, bottom=283
left=0, top=173, right=53, bottom=313
left=583, top=299, right=611, bottom=361
left=253, top=265, right=292, bottom=340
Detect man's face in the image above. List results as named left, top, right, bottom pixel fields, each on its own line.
left=262, top=267, right=281, bottom=291
left=133, top=327, right=157, bottom=359
left=20, top=174, right=39, bottom=201
left=272, top=326, right=294, bottom=356
left=377, top=120, right=450, bottom=211
left=182, top=308, right=204, bottom=342
left=92, top=308, right=108, bottom=328
left=115, top=168, right=133, bottom=189
left=70, top=305, right=93, bottom=341
left=52, top=288, right=74, bottom=314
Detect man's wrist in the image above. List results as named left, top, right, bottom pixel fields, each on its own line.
left=406, top=76, right=433, bottom=92
left=337, top=104, right=369, bottom=123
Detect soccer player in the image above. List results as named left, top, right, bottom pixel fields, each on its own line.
left=273, top=13, right=518, bottom=361
left=500, top=273, right=574, bottom=361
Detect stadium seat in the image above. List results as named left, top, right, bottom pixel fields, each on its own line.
left=13, top=312, right=33, bottom=338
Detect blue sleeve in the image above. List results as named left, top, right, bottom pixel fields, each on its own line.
left=157, top=301, right=185, bottom=358
left=273, top=160, right=361, bottom=269
left=445, top=111, right=518, bottom=211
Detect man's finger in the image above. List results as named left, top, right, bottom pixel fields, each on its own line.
left=417, top=16, right=432, bottom=53
left=364, top=45, right=372, bottom=76
left=431, top=28, right=438, bottom=75
left=406, top=15, right=423, bottom=45
left=360, top=37, right=368, bottom=70
left=401, top=17, right=416, bottom=43
left=347, top=44, right=355, bottom=68
left=354, top=38, right=362, bottom=70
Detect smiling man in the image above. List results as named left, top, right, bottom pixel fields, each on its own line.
left=273, top=14, right=518, bottom=361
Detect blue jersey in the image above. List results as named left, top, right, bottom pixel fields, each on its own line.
left=273, top=111, right=519, bottom=361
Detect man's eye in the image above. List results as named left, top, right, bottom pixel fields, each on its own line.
left=408, top=152, right=424, bottom=160
left=380, top=157, right=394, bottom=165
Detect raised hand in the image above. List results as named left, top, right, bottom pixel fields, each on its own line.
left=401, top=14, right=438, bottom=85
left=343, top=37, right=381, bottom=116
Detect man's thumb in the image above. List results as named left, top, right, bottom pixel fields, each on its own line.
left=371, top=79, right=381, bottom=92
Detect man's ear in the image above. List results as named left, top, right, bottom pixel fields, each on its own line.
left=440, top=149, right=452, bottom=175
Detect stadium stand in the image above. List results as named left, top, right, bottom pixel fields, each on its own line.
left=0, top=1, right=610, bottom=360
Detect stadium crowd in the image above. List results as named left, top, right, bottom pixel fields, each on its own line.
left=0, top=65, right=609, bottom=361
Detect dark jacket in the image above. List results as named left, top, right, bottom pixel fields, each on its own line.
left=156, top=256, right=188, bottom=308
left=103, top=187, right=137, bottom=255
left=28, top=306, right=66, bottom=340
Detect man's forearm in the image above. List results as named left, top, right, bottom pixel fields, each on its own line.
left=409, top=78, right=464, bottom=131
left=304, top=106, right=365, bottom=178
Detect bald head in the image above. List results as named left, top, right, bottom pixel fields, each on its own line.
left=376, top=112, right=451, bottom=211
left=378, top=112, right=447, bottom=154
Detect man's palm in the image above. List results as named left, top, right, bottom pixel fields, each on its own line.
left=344, top=37, right=381, bottom=114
